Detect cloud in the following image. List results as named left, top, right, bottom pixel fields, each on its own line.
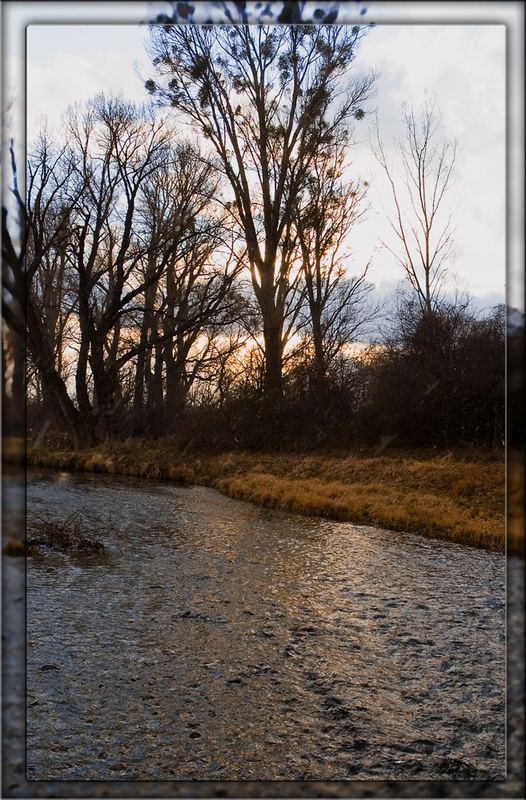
left=24, top=20, right=507, bottom=308
left=355, top=24, right=505, bottom=302
left=27, top=25, right=151, bottom=137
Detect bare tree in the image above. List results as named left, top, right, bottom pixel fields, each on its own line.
left=130, top=142, right=239, bottom=431
left=58, top=96, right=175, bottom=440
left=374, top=99, right=457, bottom=313
left=293, top=142, right=376, bottom=385
left=147, top=23, right=374, bottom=397
left=22, top=97, right=238, bottom=443
left=3, top=135, right=93, bottom=446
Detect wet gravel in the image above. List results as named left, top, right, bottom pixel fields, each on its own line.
left=2, top=467, right=524, bottom=796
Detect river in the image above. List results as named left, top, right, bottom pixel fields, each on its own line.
left=20, top=468, right=508, bottom=783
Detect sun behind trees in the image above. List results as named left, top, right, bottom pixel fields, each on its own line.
left=22, top=97, right=241, bottom=446
left=146, top=23, right=375, bottom=399
left=2, top=22, right=506, bottom=452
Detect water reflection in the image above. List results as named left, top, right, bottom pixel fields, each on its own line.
left=25, top=469, right=505, bottom=781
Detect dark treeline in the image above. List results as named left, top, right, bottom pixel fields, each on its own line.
left=2, top=23, right=509, bottom=452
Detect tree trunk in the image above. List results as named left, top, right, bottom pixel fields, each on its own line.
left=310, top=303, right=327, bottom=386
left=262, top=321, right=283, bottom=399
left=146, top=343, right=164, bottom=435
left=133, top=281, right=157, bottom=429
left=75, top=335, right=92, bottom=420
left=164, top=345, right=187, bottom=427
left=90, top=336, right=121, bottom=441
left=258, top=262, right=284, bottom=399
left=26, top=300, right=92, bottom=448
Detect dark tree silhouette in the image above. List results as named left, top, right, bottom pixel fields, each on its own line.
left=361, top=299, right=504, bottom=448
left=293, top=142, right=376, bottom=387
left=146, top=23, right=374, bottom=398
left=23, top=97, right=239, bottom=443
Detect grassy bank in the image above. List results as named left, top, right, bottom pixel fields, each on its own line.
left=23, top=439, right=516, bottom=554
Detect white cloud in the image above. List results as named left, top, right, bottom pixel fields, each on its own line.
left=351, top=24, right=506, bottom=302
left=23, top=19, right=508, bottom=307
left=27, top=25, right=151, bottom=137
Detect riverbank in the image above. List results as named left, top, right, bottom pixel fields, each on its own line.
left=22, top=440, right=516, bottom=554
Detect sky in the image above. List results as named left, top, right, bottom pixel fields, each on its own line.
left=3, top=2, right=523, bottom=312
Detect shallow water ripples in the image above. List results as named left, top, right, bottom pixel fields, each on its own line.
left=26, top=471, right=505, bottom=781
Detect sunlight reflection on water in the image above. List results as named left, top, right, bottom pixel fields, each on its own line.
left=25, top=469, right=505, bottom=782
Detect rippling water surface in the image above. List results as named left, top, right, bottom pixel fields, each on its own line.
left=25, top=470, right=505, bottom=781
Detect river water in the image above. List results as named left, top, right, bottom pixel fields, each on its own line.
left=24, top=469, right=505, bottom=782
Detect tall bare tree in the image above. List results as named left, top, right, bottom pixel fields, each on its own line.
left=4, top=135, right=93, bottom=445
left=293, top=142, right=376, bottom=385
left=133, top=152, right=241, bottom=431
left=374, top=99, right=457, bottom=313
left=57, top=96, right=176, bottom=439
left=146, top=23, right=374, bottom=397
left=22, top=97, right=238, bottom=443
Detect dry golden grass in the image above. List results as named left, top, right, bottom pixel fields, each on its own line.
left=217, top=473, right=502, bottom=550
left=24, top=440, right=514, bottom=553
